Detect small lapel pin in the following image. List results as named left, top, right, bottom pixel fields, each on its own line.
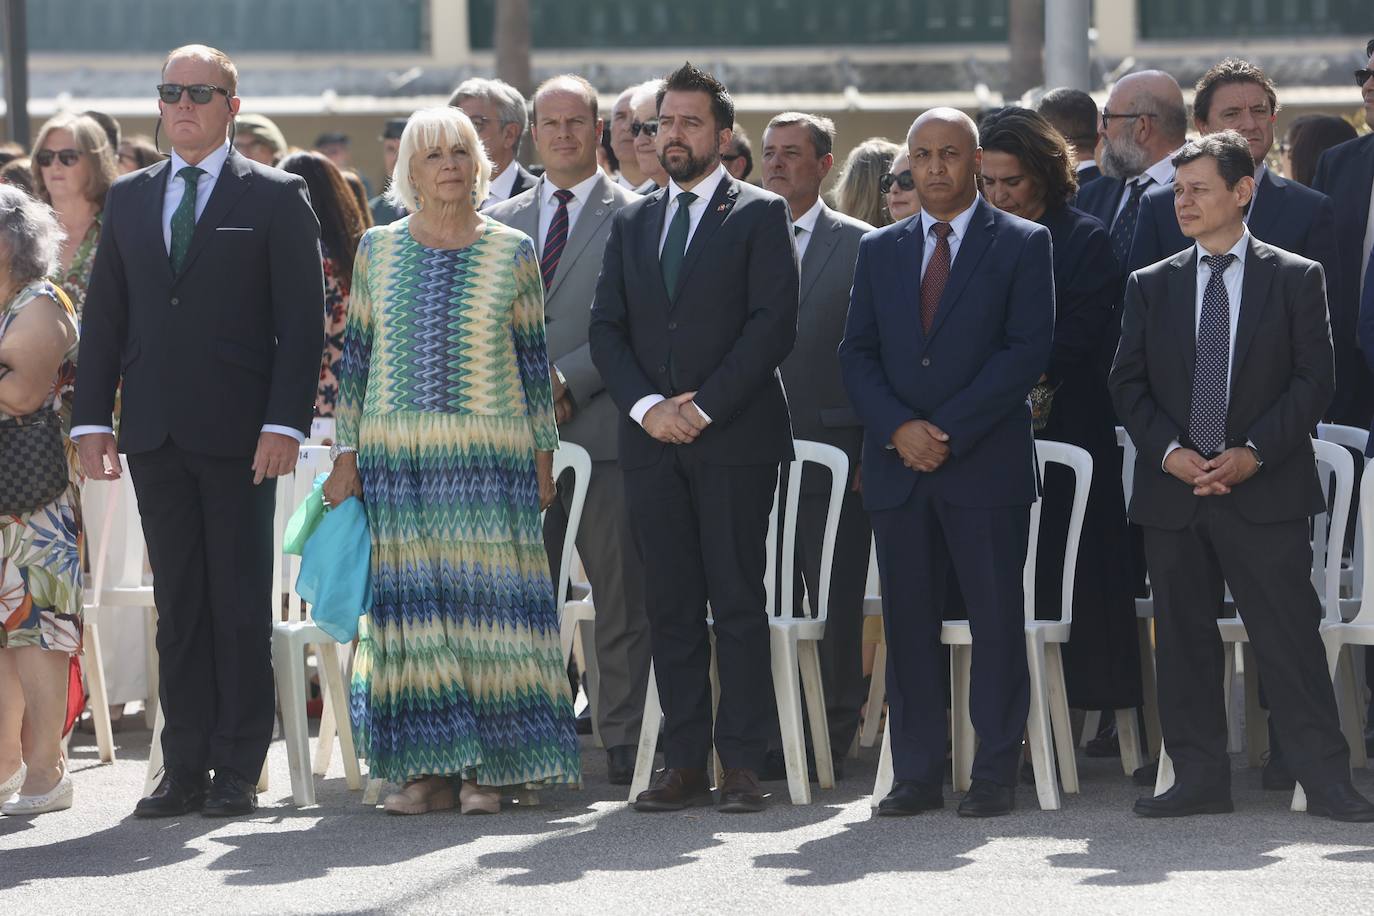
left=717, top=204, right=727, bottom=212
left=595, top=208, right=605, bottom=216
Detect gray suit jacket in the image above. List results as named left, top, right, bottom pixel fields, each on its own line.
left=486, top=171, right=638, bottom=461
left=781, top=203, right=872, bottom=469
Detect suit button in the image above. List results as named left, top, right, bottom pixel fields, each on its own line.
left=170, top=297, right=180, bottom=306
left=921, top=357, right=931, bottom=367
left=667, top=321, right=677, bottom=331
left=657, top=365, right=666, bottom=374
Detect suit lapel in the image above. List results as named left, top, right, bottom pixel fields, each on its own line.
left=894, top=216, right=923, bottom=336
left=1246, top=169, right=1283, bottom=240
left=505, top=180, right=542, bottom=242
left=1232, top=239, right=1276, bottom=377
left=1167, top=248, right=1198, bottom=383
left=638, top=188, right=672, bottom=309
left=176, top=151, right=253, bottom=280
left=138, top=159, right=174, bottom=286
left=925, top=199, right=995, bottom=342
left=671, top=176, right=737, bottom=304
left=549, top=176, right=615, bottom=300
left=799, top=207, right=840, bottom=307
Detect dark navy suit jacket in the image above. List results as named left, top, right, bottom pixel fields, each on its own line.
left=838, top=197, right=1055, bottom=512
left=1073, top=177, right=1125, bottom=247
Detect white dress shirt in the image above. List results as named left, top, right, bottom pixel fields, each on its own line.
left=535, top=171, right=601, bottom=254
left=614, top=173, right=639, bottom=191
left=918, top=198, right=980, bottom=278
left=1112, top=151, right=1179, bottom=227
left=1162, top=229, right=1251, bottom=465
left=1245, top=164, right=1267, bottom=222
left=791, top=196, right=825, bottom=262
left=72, top=142, right=303, bottom=443
left=629, top=163, right=731, bottom=428
left=483, top=163, right=520, bottom=208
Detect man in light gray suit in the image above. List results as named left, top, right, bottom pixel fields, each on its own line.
left=487, top=74, right=646, bottom=785
left=762, top=112, right=873, bottom=778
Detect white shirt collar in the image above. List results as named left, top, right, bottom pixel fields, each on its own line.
left=1194, top=227, right=1251, bottom=266
left=488, top=163, right=519, bottom=202
left=1076, top=159, right=1097, bottom=173
left=792, top=197, right=825, bottom=235
left=919, top=197, right=979, bottom=240
left=540, top=170, right=601, bottom=208
left=1137, top=149, right=1180, bottom=189
left=170, top=141, right=231, bottom=182
left=667, top=163, right=728, bottom=209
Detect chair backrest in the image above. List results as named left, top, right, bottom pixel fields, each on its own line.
left=275, top=445, right=333, bottom=623
left=1348, top=459, right=1374, bottom=626
left=764, top=439, right=849, bottom=623
left=549, top=442, right=592, bottom=635
left=1312, top=437, right=1355, bottom=624
left=1026, top=440, right=1093, bottom=626
left=82, top=466, right=148, bottom=597
left=1318, top=423, right=1368, bottom=603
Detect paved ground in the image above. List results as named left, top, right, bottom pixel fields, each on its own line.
left=4, top=723, right=1374, bottom=914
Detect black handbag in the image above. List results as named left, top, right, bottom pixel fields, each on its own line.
left=0, top=406, right=69, bottom=515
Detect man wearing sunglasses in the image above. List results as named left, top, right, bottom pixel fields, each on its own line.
left=629, top=79, right=669, bottom=193
left=72, top=43, right=324, bottom=820
left=449, top=77, right=535, bottom=208
left=1313, top=39, right=1374, bottom=439
left=610, top=85, right=649, bottom=192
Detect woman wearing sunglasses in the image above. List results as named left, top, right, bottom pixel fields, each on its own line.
left=830, top=137, right=901, bottom=229
left=979, top=107, right=1141, bottom=740
left=31, top=113, right=117, bottom=321
left=882, top=147, right=921, bottom=223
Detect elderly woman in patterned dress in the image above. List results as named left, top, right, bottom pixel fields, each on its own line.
left=324, top=107, right=578, bottom=815
left=0, top=186, right=83, bottom=816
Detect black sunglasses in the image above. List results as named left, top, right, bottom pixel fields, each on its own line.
left=879, top=170, right=915, bottom=193
left=157, top=83, right=231, bottom=105
left=35, top=148, right=82, bottom=167
left=1356, top=69, right=1374, bottom=88
left=630, top=119, right=659, bottom=138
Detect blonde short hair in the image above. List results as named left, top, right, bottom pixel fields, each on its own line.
left=386, top=106, right=492, bottom=212
left=163, top=44, right=239, bottom=96
left=32, top=112, right=118, bottom=206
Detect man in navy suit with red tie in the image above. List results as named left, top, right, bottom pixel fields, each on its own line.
left=840, top=108, right=1054, bottom=817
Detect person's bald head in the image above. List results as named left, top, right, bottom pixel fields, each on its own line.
left=907, top=107, right=982, bottom=218
left=1101, top=70, right=1188, bottom=176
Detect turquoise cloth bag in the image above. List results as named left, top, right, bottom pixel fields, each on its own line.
left=283, top=473, right=329, bottom=556
left=295, top=495, right=372, bottom=643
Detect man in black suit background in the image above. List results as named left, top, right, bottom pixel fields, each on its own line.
left=590, top=63, right=798, bottom=813
left=1314, top=39, right=1374, bottom=431
left=762, top=111, right=872, bottom=780
left=1110, top=131, right=1374, bottom=821
left=1037, top=87, right=1103, bottom=189
left=73, top=44, right=324, bottom=818
left=449, top=77, right=536, bottom=207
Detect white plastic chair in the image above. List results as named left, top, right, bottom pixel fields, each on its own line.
left=873, top=440, right=1094, bottom=811
left=272, top=445, right=362, bottom=806
left=1154, top=437, right=1353, bottom=814
left=549, top=444, right=602, bottom=748
left=1317, top=423, right=1369, bottom=605
left=628, top=440, right=849, bottom=806
left=80, top=470, right=158, bottom=766
left=858, top=541, right=885, bottom=750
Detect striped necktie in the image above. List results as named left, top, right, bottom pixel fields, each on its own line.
left=540, top=188, right=575, bottom=291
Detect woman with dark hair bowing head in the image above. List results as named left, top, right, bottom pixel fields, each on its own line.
left=278, top=150, right=372, bottom=424
left=1280, top=114, right=1357, bottom=188
left=323, top=107, right=577, bottom=816
left=978, top=106, right=1142, bottom=732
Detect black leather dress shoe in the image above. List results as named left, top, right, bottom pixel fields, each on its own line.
left=957, top=778, right=1015, bottom=817
left=633, top=768, right=713, bottom=812
left=876, top=780, right=944, bottom=817
left=202, top=770, right=258, bottom=818
left=717, top=768, right=766, bottom=813
left=1133, top=782, right=1233, bottom=818
left=1306, top=780, right=1374, bottom=822
left=1261, top=752, right=1296, bottom=791
left=134, top=770, right=208, bottom=819
left=606, top=745, right=635, bottom=786
left=1132, top=760, right=1158, bottom=787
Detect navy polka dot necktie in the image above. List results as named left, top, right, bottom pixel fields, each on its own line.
left=1187, top=252, right=1238, bottom=456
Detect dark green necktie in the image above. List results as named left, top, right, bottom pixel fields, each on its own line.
left=660, top=190, right=697, bottom=297
left=169, top=165, right=204, bottom=273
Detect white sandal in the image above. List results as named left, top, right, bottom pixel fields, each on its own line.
left=2, top=767, right=72, bottom=816
left=0, top=763, right=25, bottom=805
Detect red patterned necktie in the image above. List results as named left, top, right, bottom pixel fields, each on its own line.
left=920, top=221, right=953, bottom=334
left=540, top=188, right=575, bottom=290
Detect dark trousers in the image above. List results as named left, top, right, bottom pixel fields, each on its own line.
left=128, top=440, right=277, bottom=782
left=544, top=458, right=651, bottom=748
left=624, top=448, right=778, bottom=772
left=1144, top=497, right=1350, bottom=790
left=771, top=473, right=871, bottom=755
left=870, top=483, right=1030, bottom=787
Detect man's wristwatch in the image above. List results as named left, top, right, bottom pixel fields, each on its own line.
left=329, top=443, right=358, bottom=462
left=1246, top=444, right=1263, bottom=469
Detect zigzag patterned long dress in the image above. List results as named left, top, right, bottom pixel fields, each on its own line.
left=337, top=217, right=580, bottom=787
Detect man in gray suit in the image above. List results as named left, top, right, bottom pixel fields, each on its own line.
left=762, top=112, right=873, bottom=778
left=487, top=74, right=646, bottom=785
